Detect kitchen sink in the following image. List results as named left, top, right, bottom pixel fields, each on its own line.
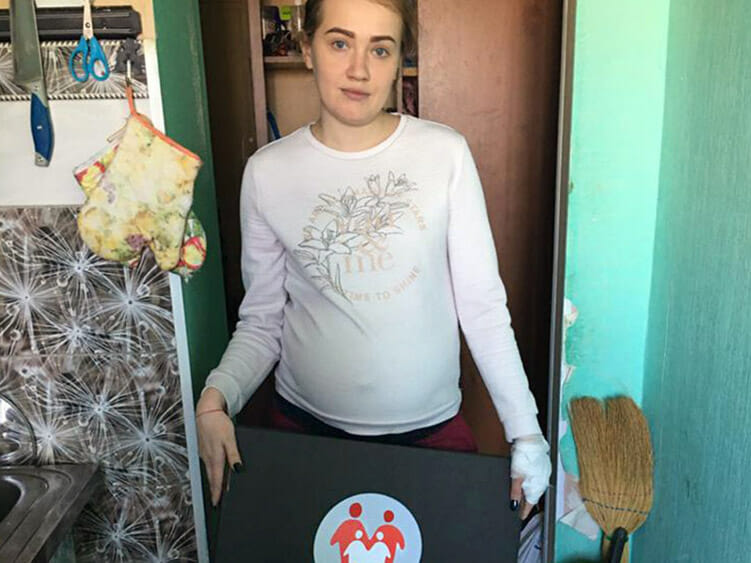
left=0, top=464, right=102, bottom=563
left=0, top=475, right=22, bottom=521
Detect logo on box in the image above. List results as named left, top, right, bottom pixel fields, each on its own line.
left=313, top=493, right=423, bottom=562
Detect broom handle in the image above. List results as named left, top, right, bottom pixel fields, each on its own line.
left=608, top=527, right=628, bottom=563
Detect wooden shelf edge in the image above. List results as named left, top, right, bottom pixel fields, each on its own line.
left=263, top=0, right=306, bottom=7
left=264, top=55, right=308, bottom=69
left=263, top=56, right=417, bottom=76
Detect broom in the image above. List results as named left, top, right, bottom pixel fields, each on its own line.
left=568, top=396, right=654, bottom=563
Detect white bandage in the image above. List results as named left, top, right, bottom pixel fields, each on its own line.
left=511, top=434, right=552, bottom=505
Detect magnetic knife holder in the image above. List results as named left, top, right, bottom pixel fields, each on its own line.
left=0, top=6, right=141, bottom=41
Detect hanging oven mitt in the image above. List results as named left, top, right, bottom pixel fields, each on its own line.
left=75, top=86, right=203, bottom=273
left=74, top=139, right=207, bottom=279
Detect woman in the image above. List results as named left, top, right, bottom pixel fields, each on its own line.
left=197, top=0, right=551, bottom=520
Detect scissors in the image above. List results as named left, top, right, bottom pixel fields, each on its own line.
left=68, top=0, right=110, bottom=82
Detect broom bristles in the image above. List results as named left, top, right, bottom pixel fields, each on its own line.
left=569, top=396, right=654, bottom=537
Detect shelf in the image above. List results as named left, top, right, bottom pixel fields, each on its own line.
left=263, top=0, right=306, bottom=6
left=264, top=57, right=418, bottom=78
left=264, top=55, right=308, bottom=69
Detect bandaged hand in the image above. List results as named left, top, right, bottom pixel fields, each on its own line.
left=510, top=434, right=551, bottom=518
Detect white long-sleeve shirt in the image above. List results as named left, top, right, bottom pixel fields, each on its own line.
left=204, top=115, right=542, bottom=440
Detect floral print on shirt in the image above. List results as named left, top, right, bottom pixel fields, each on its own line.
left=295, top=171, right=417, bottom=300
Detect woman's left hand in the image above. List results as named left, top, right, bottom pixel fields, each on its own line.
left=509, top=434, right=551, bottom=519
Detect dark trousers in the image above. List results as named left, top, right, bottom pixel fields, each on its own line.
left=269, top=392, right=478, bottom=453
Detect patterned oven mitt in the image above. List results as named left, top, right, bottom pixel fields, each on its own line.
left=75, top=142, right=207, bottom=279
left=74, top=90, right=206, bottom=278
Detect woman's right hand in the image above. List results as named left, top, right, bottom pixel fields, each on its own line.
left=196, top=388, right=243, bottom=507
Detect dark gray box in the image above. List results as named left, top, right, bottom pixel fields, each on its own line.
left=215, top=426, right=520, bottom=562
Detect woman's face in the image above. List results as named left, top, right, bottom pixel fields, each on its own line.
left=303, top=0, right=403, bottom=128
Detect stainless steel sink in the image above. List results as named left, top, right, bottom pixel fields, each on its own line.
left=0, top=475, right=23, bottom=521
left=0, top=464, right=102, bottom=563
left=0, top=394, right=102, bottom=561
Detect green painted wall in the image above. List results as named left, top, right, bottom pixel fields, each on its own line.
left=556, top=0, right=670, bottom=560
left=153, top=0, right=229, bottom=400
left=636, top=2, right=751, bottom=561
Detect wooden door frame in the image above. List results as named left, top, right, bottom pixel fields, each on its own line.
left=248, top=0, right=269, bottom=148
left=544, top=0, right=576, bottom=560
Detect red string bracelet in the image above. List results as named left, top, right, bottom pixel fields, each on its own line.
left=196, top=408, right=226, bottom=418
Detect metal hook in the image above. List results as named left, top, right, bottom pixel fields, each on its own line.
left=115, top=38, right=143, bottom=87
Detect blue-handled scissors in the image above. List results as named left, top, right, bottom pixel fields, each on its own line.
left=68, top=0, right=110, bottom=82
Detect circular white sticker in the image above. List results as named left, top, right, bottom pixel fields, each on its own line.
left=313, top=493, right=423, bottom=563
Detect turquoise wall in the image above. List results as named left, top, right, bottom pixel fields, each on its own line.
left=556, top=0, right=670, bottom=560
left=636, top=2, right=751, bottom=561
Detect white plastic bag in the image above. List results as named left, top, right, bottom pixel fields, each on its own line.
left=518, top=512, right=543, bottom=563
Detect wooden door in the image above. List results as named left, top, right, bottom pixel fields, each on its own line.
left=419, top=1, right=561, bottom=454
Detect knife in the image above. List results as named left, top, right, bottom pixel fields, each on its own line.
left=10, top=0, right=53, bottom=167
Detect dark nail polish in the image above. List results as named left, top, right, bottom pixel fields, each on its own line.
left=233, top=462, right=245, bottom=473
left=510, top=500, right=520, bottom=512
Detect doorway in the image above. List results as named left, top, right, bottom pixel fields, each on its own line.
left=199, top=0, right=562, bottom=452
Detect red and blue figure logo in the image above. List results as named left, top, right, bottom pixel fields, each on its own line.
left=313, top=493, right=423, bottom=562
